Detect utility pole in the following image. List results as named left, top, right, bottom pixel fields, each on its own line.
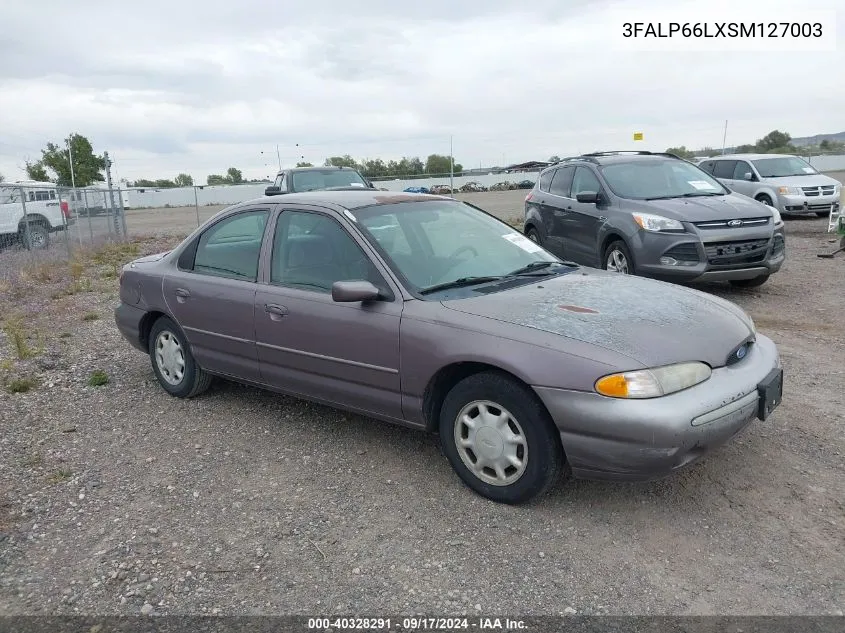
left=66, top=137, right=77, bottom=191
left=276, top=145, right=282, bottom=171
left=721, top=120, right=728, bottom=155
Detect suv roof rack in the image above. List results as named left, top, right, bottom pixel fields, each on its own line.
left=547, top=151, right=684, bottom=169
left=549, top=155, right=601, bottom=166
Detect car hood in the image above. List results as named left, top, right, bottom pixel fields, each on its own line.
left=625, top=193, right=771, bottom=222
left=759, top=174, right=840, bottom=187
left=441, top=269, right=754, bottom=369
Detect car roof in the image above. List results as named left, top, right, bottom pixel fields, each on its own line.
left=228, top=189, right=453, bottom=212
left=542, top=152, right=682, bottom=171
left=711, top=153, right=795, bottom=160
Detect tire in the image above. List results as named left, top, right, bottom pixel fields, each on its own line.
left=729, top=275, right=770, bottom=289
left=20, top=222, right=49, bottom=250
left=603, top=239, right=635, bottom=274
left=148, top=316, right=212, bottom=398
left=755, top=195, right=774, bottom=208
left=525, top=226, right=542, bottom=245
left=438, top=371, right=565, bottom=504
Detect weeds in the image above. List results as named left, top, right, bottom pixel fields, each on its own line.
left=2, top=316, right=34, bottom=360
left=22, top=453, right=44, bottom=468
left=88, top=369, right=109, bottom=386
left=82, top=312, right=99, bottom=322
left=7, top=376, right=37, bottom=393
left=47, top=469, right=73, bottom=484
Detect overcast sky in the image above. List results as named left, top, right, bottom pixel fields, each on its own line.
left=0, top=0, right=842, bottom=183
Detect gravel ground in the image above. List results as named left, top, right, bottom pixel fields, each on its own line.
left=0, top=217, right=843, bottom=617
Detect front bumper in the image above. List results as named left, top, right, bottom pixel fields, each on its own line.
left=635, top=225, right=786, bottom=283
left=777, top=195, right=839, bottom=215
left=533, top=334, right=782, bottom=481
left=114, top=302, right=148, bottom=353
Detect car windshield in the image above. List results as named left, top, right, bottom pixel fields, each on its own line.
left=353, top=199, right=563, bottom=296
left=752, top=156, right=818, bottom=178
left=599, top=159, right=728, bottom=200
left=291, top=169, right=368, bottom=192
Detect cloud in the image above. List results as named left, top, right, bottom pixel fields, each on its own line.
left=0, top=0, right=843, bottom=182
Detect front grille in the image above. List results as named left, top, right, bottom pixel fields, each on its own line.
left=694, top=217, right=770, bottom=229
left=801, top=185, right=836, bottom=197
left=704, top=238, right=770, bottom=266
left=663, top=243, right=700, bottom=262
left=772, top=235, right=785, bottom=256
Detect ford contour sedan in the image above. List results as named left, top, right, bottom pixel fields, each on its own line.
left=115, top=190, right=783, bottom=504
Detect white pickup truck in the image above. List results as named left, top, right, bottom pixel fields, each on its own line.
left=0, top=185, right=74, bottom=250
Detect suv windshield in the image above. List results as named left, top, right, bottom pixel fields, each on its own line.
left=354, top=200, right=562, bottom=295
left=599, top=159, right=728, bottom=200
left=291, top=169, right=368, bottom=192
left=751, top=156, right=818, bottom=178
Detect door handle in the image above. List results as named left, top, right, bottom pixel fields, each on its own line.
left=264, top=303, right=289, bottom=320
left=174, top=288, right=191, bottom=303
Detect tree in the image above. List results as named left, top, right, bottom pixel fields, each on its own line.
left=207, top=174, right=228, bottom=186
left=226, top=167, right=243, bottom=185
left=665, top=146, right=696, bottom=160
left=25, top=160, right=50, bottom=182
left=734, top=144, right=756, bottom=153
left=174, top=173, right=194, bottom=187
left=28, top=133, right=106, bottom=186
left=755, top=130, right=791, bottom=153
left=0, top=172, right=4, bottom=184
left=548, top=155, right=561, bottom=163
left=425, top=154, right=462, bottom=175
left=295, top=161, right=313, bottom=167
left=324, top=155, right=358, bottom=168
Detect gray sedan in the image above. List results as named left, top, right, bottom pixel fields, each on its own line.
left=115, top=190, right=784, bottom=504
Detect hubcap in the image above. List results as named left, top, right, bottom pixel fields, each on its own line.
left=759, top=198, right=772, bottom=206
left=606, top=249, right=629, bottom=273
left=527, top=231, right=538, bottom=243
left=155, top=330, right=185, bottom=385
left=453, top=400, right=528, bottom=487
left=30, top=231, right=46, bottom=248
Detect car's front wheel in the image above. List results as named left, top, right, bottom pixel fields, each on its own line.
left=525, top=226, right=542, bottom=245
left=148, top=316, right=213, bottom=398
left=603, top=240, right=635, bottom=274
left=439, top=371, right=565, bottom=504
left=729, top=275, right=770, bottom=289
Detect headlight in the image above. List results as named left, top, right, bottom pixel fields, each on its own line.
left=594, top=362, right=711, bottom=399
left=770, top=207, right=783, bottom=225
left=776, top=186, right=802, bottom=195
left=632, top=212, right=684, bottom=232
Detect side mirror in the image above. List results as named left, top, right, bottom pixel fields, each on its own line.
left=742, top=172, right=754, bottom=181
left=332, top=280, right=380, bottom=303
left=576, top=191, right=599, bottom=204
left=265, top=186, right=281, bottom=196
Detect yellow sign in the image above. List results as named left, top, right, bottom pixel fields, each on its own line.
left=633, top=132, right=644, bottom=141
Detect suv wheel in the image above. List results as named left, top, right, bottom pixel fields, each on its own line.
left=603, top=240, right=634, bottom=274
left=729, top=275, right=770, bottom=289
left=755, top=194, right=774, bottom=207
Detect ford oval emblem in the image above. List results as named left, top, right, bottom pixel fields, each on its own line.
left=735, top=344, right=747, bottom=360
left=728, top=219, right=743, bottom=227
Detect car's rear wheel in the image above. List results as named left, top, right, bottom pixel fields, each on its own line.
left=148, top=316, right=212, bottom=398
left=20, top=222, right=49, bottom=250
left=603, top=240, right=634, bottom=274
left=525, top=227, right=542, bottom=245
left=729, top=275, right=770, bottom=289
left=439, top=371, right=565, bottom=504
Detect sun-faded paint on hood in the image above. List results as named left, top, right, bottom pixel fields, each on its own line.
left=441, top=269, right=754, bottom=368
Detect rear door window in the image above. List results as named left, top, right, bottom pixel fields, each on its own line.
left=548, top=166, right=575, bottom=197
left=712, top=160, right=738, bottom=179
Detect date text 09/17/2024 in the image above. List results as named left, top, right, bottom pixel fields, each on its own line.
left=307, top=617, right=528, bottom=630
left=622, top=22, right=823, bottom=38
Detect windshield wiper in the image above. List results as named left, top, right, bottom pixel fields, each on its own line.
left=505, top=260, right=577, bottom=276
left=419, top=276, right=504, bottom=295
left=646, top=192, right=724, bottom=200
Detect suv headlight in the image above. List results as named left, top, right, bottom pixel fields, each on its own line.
left=594, top=362, right=711, bottom=399
left=632, top=212, right=684, bottom=232
left=776, top=186, right=802, bottom=195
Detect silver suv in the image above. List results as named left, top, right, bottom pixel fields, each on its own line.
left=698, top=153, right=840, bottom=218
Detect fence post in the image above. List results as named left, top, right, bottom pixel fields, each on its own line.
left=194, top=186, right=201, bottom=227
left=19, top=186, right=35, bottom=263
left=56, top=189, right=73, bottom=258
left=83, top=189, right=94, bottom=244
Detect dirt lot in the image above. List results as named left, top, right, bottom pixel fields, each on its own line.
left=0, top=212, right=843, bottom=617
